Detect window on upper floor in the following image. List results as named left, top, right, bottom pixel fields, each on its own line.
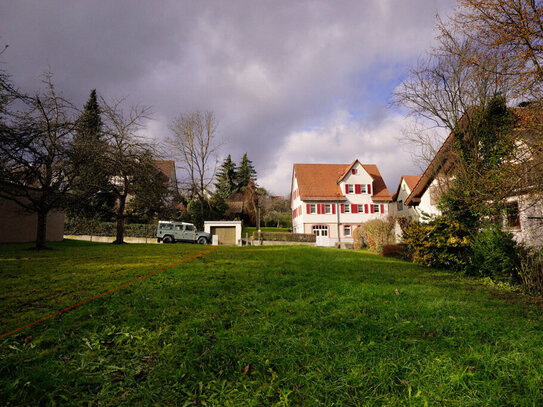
left=310, top=204, right=316, bottom=214
left=357, top=204, right=364, bottom=213
left=347, top=184, right=354, bottom=194
left=504, top=201, right=520, bottom=229
left=352, top=169, right=358, bottom=175
left=325, top=204, right=331, bottom=214
left=373, top=204, right=380, bottom=213
left=360, top=184, right=367, bottom=193
left=397, top=200, right=403, bottom=211
left=344, top=204, right=351, bottom=213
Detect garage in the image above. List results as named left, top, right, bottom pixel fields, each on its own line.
left=204, top=221, right=242, bottom=246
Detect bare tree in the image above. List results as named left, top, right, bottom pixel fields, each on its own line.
left=440, top=0, right=543, bottom=99
left=0, top=73, right=77, bottom=249
left=168, top=110, right=220, bottom=226
left=393, top=36, right=513, bottom=170
left=99, top=97, right=159, bottom=244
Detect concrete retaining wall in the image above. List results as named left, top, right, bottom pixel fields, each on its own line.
left=64, top=235, right=159, bottom=244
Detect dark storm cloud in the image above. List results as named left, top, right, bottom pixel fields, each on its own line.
left=0, top=0, right=456, bottom=194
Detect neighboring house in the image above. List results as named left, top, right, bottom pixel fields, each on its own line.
left=404, top=109, right=543, bottom=247
left=390, top=175, right=422, bottom=220
left=0, top=197, right=64, bottom=243
left=153, top=160, right=178, bottom=193
left=291, top=159, right=392, bottom=246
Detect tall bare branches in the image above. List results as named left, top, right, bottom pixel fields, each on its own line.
left=169, top=110, right=219, bottom=200
left=99, top=97, right=159, bottom=243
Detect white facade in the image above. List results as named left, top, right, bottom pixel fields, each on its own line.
left=390, top=178, right=420, bottom=220
left=292, top=161, right=390, bottom=246
left=415, top=178, right=442, bottom=220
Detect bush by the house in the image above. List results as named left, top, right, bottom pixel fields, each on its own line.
left=468, top=226, right=521, bottom=282
left=353, top=218, right=395, bottom=252
left=401, top=216, right=471, bottom=270
left=381, top=244, right=405, bottom=258
left=519, top=249, right=543, bottom=295
left=252, top=231, right=316, bottom=243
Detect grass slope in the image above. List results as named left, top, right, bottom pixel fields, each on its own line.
left=0, top=241, right=542, bottom=406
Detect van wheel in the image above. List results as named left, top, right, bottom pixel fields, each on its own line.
left=197, top=237, right=207, bottom=245
left=163, top=235, right=174, bottom=243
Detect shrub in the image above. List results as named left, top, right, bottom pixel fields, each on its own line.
left=353, top=219, right=394, bottom=252
left=252, top=232, right=315, bottom=243
left=468, top=226, right=521, bottom=281
left=519, top=249, right=543, bottom=295
left=381, top=244, right=405, bottom=258
left=401, top=216, right=471, bottom=270
left=65, top=219, right=158, bottom=238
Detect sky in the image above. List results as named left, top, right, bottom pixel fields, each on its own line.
left=0, top=0, right=456, bottom=196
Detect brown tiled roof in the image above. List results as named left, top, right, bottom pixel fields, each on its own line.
left=153, top=160, right=175, bottom=183
left=363, top=164, right=392, bottom=201
left=391, top=175, right=422, bottom=201
left=293, top=162, right=392, bottom=202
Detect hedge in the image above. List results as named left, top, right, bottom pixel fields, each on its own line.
left=65, top=219, right=158, bottom=238
left=252, top=231, right=316, bottom=243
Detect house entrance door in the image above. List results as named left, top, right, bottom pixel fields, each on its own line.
left=313, top=225, right=330, bottom=246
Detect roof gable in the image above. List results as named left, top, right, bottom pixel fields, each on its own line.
left=293, top=161, right=392, bottom=202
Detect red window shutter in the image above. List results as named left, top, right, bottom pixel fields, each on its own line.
left=344, top=184, right=349, bottom=194
left=380, top=204, right=384, bottom=214
left=317, top=204, right=321, bottom=214
left=354, top=184, right=360, bottom=194
left=332, top=204, right=336, bottom=214
left=306, top=203, right=310, bottom=214
left=352, top=204, right=357, bottom=213
left=341, top=204, right=345, bottom=213
left=364, top=204, right=368, bottom=213
left=367, top=184, right=372, bottom=195
left=352, top=169, right=356, bottom=175
left=370, top=204, right=374, bottom=214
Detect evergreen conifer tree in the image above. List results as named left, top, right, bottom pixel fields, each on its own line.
left=214, top=154, right=237, bottom=199
left=69, top=89, right=113, bottom=219
left=236, top=153, right=257, bottom=191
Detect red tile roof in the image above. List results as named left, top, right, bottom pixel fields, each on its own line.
left=293, top=162, right=392, bottom=202
left=392, top=175, right=422, bottom=201
left=153, top=160, right=175, bottom=183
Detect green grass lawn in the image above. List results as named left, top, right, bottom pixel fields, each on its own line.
left=0, top=241, right=542, bottom=406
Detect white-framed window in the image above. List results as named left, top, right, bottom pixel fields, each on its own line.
left=325, top=204, right=331, bottom=214
left=344, top=225, right=351, bottom=236
left=310, top=204, right=316, bottom=214
left=360, top=184, right=367, bottom=193
left=347, top=184, right=354, bottom=194
left=373, top=204, right=380, bottom=213
left=397, top=200, right=403, bottom=211
left=357, top=204, right=364, bottom=213
left=312, top=225, right=328, bottom=236
left=344, top=204, right=351, bottom=213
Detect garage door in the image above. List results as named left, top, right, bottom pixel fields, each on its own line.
left=210, top=226, right=236, bottom=245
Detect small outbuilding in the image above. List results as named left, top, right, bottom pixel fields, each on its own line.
left=204, top=221, right=242, bottom=246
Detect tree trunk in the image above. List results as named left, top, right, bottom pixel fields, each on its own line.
left=114, top=195, right=126, bottom=244
left=35, top=209, right=48, bottom=250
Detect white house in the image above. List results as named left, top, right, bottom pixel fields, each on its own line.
left=390, top=175, right=422, bottom=220
left=291, top=160, right=392, bottom=246
left=403, top=108, right=543, bottom=247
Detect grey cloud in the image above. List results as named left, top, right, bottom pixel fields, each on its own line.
left=0, top=0, right=455, bottom=194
